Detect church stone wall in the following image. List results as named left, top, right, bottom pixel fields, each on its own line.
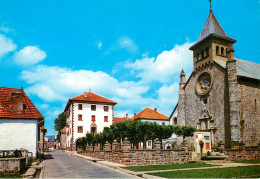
left=238, top=79, right=260, bottom=146
left=181, top=64, right=228, bottom=147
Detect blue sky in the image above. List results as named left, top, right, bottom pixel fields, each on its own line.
left=0, top=0, right=259, bottom=135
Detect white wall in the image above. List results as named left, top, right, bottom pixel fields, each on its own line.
left=71, top=102, right=113, bottom=143
left=0, top=119, right=38, bottom=157
left=140, top=119, right=170, bottom=125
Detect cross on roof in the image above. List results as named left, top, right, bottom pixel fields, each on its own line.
left=209, top=0, right=212, bottom=9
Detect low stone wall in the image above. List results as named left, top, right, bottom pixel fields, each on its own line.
left=81, top=149, right=191, bottom=166
left=78, top=138, right=191, bottom=166
left=224, top=149, right=259, bottom=161
left=0, top=157, right=26, bottom=174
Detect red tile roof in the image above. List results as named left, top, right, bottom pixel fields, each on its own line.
left=41, top=126, right=47, bottom=132
left=133, top=107, right=169, bottom=121
left=48, top=142, right=54, bottom=148
left=113, top=117, right=133, bottom=124
left=65, top=91, right=117, bottom=111
left=60, top=126, right=66, bottom=133
left=0, top=87, right=44, bottom=119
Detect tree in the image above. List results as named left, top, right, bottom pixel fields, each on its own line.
left=125, top=121, right=141, bottom=149
left=86, top=133, right=93, bottom=146
left=173, top=125, right=196, bottom=141
left=54, top=112, right=67, bottom=141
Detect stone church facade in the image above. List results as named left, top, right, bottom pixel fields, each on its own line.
left=175, top=9, right=260, bottom=148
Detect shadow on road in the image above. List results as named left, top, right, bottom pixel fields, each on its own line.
left=44, top=153, right=54, bottom=160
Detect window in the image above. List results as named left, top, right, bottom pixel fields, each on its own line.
left=197, top=53, right=200, bottom=61
left=174, top=117, right=177, bottom=125
left=201, top=51, right=204, bottom=59
left=104, top=106, right=109, bottom=112
left=78, top=104, right=82, bottom=110
left=104, top=116, right=108, bottom=122
left=91, top=105, right=96, bottom=111
left=205, top=136, right=210, bottom=140
left=205, top=47, right=209, bottom=57
left=78, top=114, right=82, bottom=121
left=162, top=122, right=165, bottom=126
left=92, top=115, right=96, bottom=121
left=148, top=141, right=152, bottom=146
left=216, top=46, right=219, bottom=55
left=221, top=47, right=224, bottom=56
left=78, top=126, right=83, bottom=133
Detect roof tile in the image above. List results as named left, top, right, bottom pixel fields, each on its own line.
left=133, top=108, right=169, bottom=121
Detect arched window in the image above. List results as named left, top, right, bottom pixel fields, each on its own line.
left=216, top=46, right=219, bottom=55
left=221, top=47, right=224, bottom=56
left=201, top=51, right=204, bottom=59
left=205, top=47, right=209, bottom=57
left=197, top=53, right=200, bottom=61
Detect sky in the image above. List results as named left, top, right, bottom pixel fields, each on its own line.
left=0, top=0, right=259, bottom=135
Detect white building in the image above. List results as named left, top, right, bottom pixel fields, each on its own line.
left=64, top=91, right=117, bottom=150
left=133, top=107, right=176, bottom=149
left=0, top=87, right=45, bottom=157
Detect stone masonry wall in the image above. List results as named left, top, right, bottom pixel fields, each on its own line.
left=238, top=79, right=260, bottom=147
left=224, top=149, right=259, bottom=161
left=0, top=157, right=26, bottom=174
left=82, top=149, right=191, bottom=166
left=182, top=64, right=227, bottom=146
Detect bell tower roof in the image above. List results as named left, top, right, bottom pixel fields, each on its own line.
left=197, top=9, right=227, bottom=42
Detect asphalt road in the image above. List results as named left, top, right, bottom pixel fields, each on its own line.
left=42, top=150, right=134, bottom=178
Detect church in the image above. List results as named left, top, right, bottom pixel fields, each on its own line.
left=172, top=7, right=260, bottom=149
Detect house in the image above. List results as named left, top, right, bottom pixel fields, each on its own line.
left=172, top=8, right=260, bottom=149
left=64, top=91, right=117, bottom=151
left=113, top=114, right=133, bottom=124
left=0, top=87, right=45, bottom=157
left=133, top=107, right=176, bottom=149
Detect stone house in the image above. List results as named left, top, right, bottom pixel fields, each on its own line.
left=64, top=91, right=117, bottom=150
left=173, top=8, right=260, bottom=149
left=60, top=126, right=67, bottom=149
left=0, top=87, right=45, bottom=157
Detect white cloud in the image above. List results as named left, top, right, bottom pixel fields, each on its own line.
left=105, top=36, right=138, bottom=54
left=21, top=40, right=194, bottom=117
left=0, top=34, right=17, bottom=58
left=97, top=41, right=102, bottom=49
left=117, top=36, right=138, bottom=53
left=0, top=26, right=13, bottom=33
left=14, top=46, right=46, bottom=65
left=125, top=42, right=194, bottom=83
left=21, top=65, right=149, bottom=103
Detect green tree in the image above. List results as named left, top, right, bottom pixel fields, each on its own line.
left=54, top=112, right=67, bottom=141
left=173, top=125, right=196, bottom=141
left=125, top=120, right=141, bottom=149
left=86, top=133, right=93, bottom=146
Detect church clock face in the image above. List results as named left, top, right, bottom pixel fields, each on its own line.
left=195, top=72, right=213, bottom=96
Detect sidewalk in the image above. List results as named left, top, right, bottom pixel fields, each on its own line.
left=66, top=151, right=260, bottom=179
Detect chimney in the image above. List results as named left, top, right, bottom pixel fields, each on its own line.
left=11, top=92, right=23, bottom=112
left=154, top=108, right=157, bottom=112
left=134, top=113, right=136, bottom=117
left=180, top=69, right=186, bottom=84
left=126, top=114, right=128, bottom=119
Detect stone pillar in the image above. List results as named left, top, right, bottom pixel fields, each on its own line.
left=104, top=141, right=111, bottom=151
left=153, top=138, right=161, bottom=150
left=85, top=144, right=89, bottom=153
left=218, top=141, right=225, bottom=152
left=227, top=60, right=240, bottom=146
left=239, top=142, right=246, bottom=150
left=112, top=140, right=119, bottom=151
left=72, top=143, right=76, bottom=151
left=177, top=69, right=186, bottom=126
left=122, top=137, right=131, bottom=151
left=182, top=139, right=189, bottom=154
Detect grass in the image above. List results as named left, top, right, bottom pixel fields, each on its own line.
left=0, top=173, right=22, bottom=178
left=122, top=162, right=219, bottom=172
left=234, top=159, right=260, bottom=164
left=149, top=165, right=260, bottom=178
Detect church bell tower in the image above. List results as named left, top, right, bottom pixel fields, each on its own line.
left=189, top=8, right=236, bottom=71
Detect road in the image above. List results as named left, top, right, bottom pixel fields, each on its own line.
left=42, top=150, right=134, bottom=178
